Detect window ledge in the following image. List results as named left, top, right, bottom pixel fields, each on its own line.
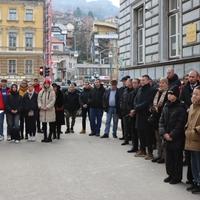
left=7, top=19, right=19, bottom=22
left=9, top=47, right=17, bottom=51
left=24, top=20, right=35, bottom=23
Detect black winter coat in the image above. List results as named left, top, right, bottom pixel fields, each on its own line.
left=180, top=81, right=199, bottom=109
left=168, top=74, right=181, bottom=89
left=159, top=100, right=187, bottom=150
left=64, top=90, right=80, bottom=112
left=22, top=92, right=38, bottom=117
left=79, top=88, right=91, bottom=107
left=6, top=91, right=22, bottom=114
left=88, top=85, right=105, bottom=109
left=55, top=90, right=65, bottom=125
left=103, top=88, right=120, bottom=113
left=120, top=88, right=137, bottom=117
left=134, top=84, right=154, bottom=130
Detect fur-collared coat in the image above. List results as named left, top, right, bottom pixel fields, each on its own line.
left=38, top=86, right=56, bottom=123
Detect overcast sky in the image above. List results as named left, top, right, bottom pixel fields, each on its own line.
left=87, top=0, right=120, bottom=7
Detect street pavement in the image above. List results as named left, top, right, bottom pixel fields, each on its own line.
left=0, top=117, right=199, bottom=200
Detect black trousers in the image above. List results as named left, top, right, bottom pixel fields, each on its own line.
left=65, top=111, right=77, bottom=130
left=20, top=113, right=27, bottom=139
left=52, top=122, right=61, bottom=139
left=130, top=118, right=138, bottom=150
left=121, top=118, right=125, bottom=138
left=25, top=116, right=36, bottom=137
left=137, top=128, right=153, bottom=154
left=36, top=110, right=41, bottom=131
left=166, top=148, right=183, bottom=181
left=42, top=122, right=55, bottom=140
left=185, top=150, right=193, bottom=183
left=82, top=107, right=90, bottom=130
left=123, top=116, right=130, bottom=142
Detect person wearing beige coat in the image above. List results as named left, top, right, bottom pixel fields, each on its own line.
left=185, top=86, right=200, bottom=194
left=38, top=79, right=56, bottom=143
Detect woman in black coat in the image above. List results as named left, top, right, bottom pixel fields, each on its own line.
left=23, top=83, right=38, bottom=141
left=159, top=86, right=187, bottom=184
left=6, top=84, right=22, bottom=143
left=52, top=84, right=65, bottom=139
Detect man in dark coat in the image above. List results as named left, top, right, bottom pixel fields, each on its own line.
left=101, top=80, right=119, bottom=138
left=79, top=82, right=92, bottom=134
left=88, top=79, right=105, bottom=136
left=127, top=78, right=140, bottom=153
left=159, top=86, right=187, bottom=184
left=134, top=75, right=155, bottom=159
left=23, top=83, right=38, bottom=141
left=120, top=78, right=136, bottom=145
left=64, top=84, right=80, bottom=133
left=53, top=83, right=65, bottom=139
left=118, top=75, right=130, bottom=140
left=180, top=70, right=199, bottom=185
left=166, top=67, right=181, bottom=89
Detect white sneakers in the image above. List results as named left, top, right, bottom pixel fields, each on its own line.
left=28, top=136, right=36, bottom=142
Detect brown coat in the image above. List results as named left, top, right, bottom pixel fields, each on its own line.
left=185, top=104, right=200, bottom=151
left=38, top=86, right=56, bottom=123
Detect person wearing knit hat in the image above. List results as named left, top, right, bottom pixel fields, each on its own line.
left=159, top=85, right=187, bottom=184
left=38, top=78, right=56, bottom=143
left=167, top=86, right=180, bottom=98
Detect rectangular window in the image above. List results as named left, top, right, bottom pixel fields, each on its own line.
left=25, top=9, right=33, bottom=21
left=9, top=32, right=17, bottom=50
left=137, top=7, right=144, bottom=63
left=25, top=60, right=33, bottom=75
left=169, top=0, right=179, bottom=12
left=8, top=60, right=16, bottom=74
left=53, top=45, right=59, bottom=50
left=25, top=33, right=33, bottom=50
left=9, top=9, right=17, bottom=20
left=169, top=0, right=180, bottom=58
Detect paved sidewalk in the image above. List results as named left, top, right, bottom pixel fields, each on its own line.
left=0, top=118, right=199, bottom=200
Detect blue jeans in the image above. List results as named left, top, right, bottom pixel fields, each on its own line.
left=0, top=112, right=4, bottom=136
left=191, top=151, right=200, bottom=185
left=90, top=108, right=103, bottom=135
left=104, top=107, right=118, bottom=136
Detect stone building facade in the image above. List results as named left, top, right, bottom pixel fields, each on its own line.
left=119, top=0, right=200, bottom=79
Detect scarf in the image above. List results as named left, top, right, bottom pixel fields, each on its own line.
left=153, top=89, right=168, bottom=110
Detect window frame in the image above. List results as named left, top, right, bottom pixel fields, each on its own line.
left=8, top=8, right=17, bottom=21
left=8, top=60, right=17, bottom=75
left=25, top=32, right=33, bottom=50
left=25, top=9, right=33, bottom=21
left=24, top=60, right=33, bottom=75
left=9, top=32, right=17, bottom=50
left=137, top=7, right=145, bottom=64
left=168, top=1, right=181, bottom=58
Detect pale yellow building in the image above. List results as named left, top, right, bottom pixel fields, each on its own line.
left=0, top=0, right=44, bottom=82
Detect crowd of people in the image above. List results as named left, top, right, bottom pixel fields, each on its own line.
left=0, top=67, right=200, bottom=194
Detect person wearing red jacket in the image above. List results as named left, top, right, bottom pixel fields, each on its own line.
left=0, top=79, right=10, bottom=141
left=33, top=78, right=43, bottom=133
